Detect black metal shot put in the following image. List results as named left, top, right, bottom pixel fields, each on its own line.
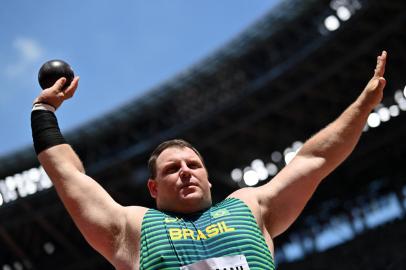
left=38, top=59, right=74, bottom=90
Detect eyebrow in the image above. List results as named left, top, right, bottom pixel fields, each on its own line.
left=158, top=159, right=204, bottom=176
left=163, top=158, right=201, bottom=165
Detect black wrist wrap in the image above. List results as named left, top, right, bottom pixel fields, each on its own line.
left=31, top=110, right=67, bottom=155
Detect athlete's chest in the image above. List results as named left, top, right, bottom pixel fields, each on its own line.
left=140, top=199, right=274, bottom=269
left=165, top=209, right=239, bottom=241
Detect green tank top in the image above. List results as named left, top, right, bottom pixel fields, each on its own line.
left=140, top=198, right=275, bottom=269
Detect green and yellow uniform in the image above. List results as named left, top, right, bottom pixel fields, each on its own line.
left=140, top=198, right=275, bottom=269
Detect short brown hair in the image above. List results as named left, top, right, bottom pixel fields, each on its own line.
left=148, top=139, right=206, bottom=179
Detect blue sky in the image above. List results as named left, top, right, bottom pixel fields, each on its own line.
left=0, top=0, right=280, bottom=157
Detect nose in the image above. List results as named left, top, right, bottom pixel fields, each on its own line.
left=179, top=162, right=191, bottom=180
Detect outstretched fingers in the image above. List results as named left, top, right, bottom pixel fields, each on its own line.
left=362, top=51, right=387, bottom=107
left=374, top=50, right=387, bottom=78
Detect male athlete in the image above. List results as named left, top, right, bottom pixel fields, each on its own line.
left=31, top=51, right=387, bottom=269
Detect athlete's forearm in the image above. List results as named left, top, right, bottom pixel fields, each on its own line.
left=296, top=97, right=371, bottom=173
left=296, top=51, right=387, bottom=175
left=32, top=107, right=85, bottom=176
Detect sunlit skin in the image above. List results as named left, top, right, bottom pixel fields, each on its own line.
left=147, top=147, right=212, bottom=213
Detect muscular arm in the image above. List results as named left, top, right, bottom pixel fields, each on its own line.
left=38, top=145, right=127, bottom=258
left=253, top=51, right=387, bottom=237
left=32, top=77, right=146, bottom=267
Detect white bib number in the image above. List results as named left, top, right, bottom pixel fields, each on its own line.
left=180, top=255, right=250, bottom=270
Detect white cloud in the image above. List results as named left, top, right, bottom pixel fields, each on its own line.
left=4, top=37, right=44, bottom=78
left=15, top=37, right=43, bottom=60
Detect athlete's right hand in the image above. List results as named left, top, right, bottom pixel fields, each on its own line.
left=33, top=76, right=80, bottom=110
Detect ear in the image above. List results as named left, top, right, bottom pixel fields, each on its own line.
left=147, top=179, right=158, bottom=199
left=208, top=180, right=212, bottom=189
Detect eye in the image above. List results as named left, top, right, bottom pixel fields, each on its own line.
left=164, top=165, right=179, bottom=174
left=188, top=161, right=202, bottom=169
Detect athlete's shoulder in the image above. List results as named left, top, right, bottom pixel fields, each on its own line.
left=226, top=187, right=262, bottom=219
left=227, top=187, right=257, bottom=203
